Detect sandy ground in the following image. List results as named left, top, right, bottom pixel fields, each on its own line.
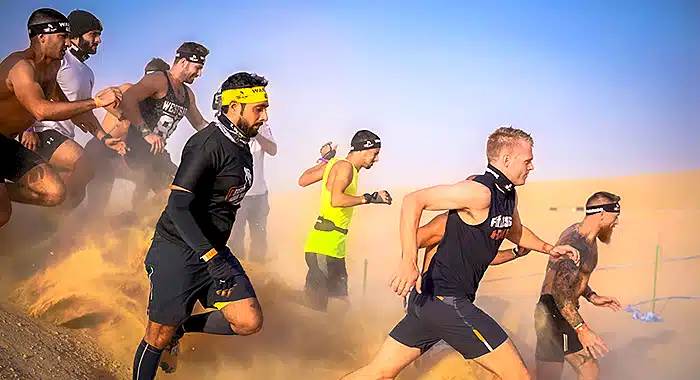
left=0, top=169, right=697, bottom=379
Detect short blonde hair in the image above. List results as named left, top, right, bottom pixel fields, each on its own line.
left=486, top=126, right=534, bottom=163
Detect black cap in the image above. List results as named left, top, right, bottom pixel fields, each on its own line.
left=350, top=130, right=381, bottom=152
left=144, top=57, right=170, bottom=74
left=68, top=10, right=102, bottom=38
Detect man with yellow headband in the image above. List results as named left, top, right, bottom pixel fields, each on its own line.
left=132, top=72, right=269, bottom=379
left=298, top=130, right=392, bottom=311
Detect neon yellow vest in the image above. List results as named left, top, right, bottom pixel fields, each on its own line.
left=303, top=158, right=358, bottom=258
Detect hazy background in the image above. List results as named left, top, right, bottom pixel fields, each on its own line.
left=2, top=0, right=698, bottom=191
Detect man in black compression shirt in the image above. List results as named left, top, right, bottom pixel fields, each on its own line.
left=132, top=72, right=269, bottom=380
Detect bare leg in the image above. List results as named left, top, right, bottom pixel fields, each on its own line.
left=219, top=297, right=264, bottom=336
left=472, top=338, right=531, bottom=380
left=48, top=139, right=93, bottom=210
left=341, top=336, right=422, bottom=380
left=6, top=163, right=65, bottom=206
left=565, top=350, right=599, bottom=380
left=536, top=360, right=565, bottom=380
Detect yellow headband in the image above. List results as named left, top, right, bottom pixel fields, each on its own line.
left=221, top=86, right=268, bottom=105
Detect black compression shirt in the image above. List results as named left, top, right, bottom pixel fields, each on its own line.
left=423, top=164, right=517, bottom=301
left=155, top=121, right=253, bottom=250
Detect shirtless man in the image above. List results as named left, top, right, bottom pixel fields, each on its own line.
left=535, top=191, right=622, bottom=380
left=0, top=8, right=122, bottom=228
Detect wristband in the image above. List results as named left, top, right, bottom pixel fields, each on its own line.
left=574, top=322, right=585, bottom=331
left=137, top=124, right=152, bottom=137
left=99, top=133, right=113, bottom=143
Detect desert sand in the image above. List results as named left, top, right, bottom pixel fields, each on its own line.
left=0, top=169, right=697, bottom=379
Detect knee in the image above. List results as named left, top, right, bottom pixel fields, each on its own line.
left=42, top=179, right=66, bottom=206
left=574, top=359, right=599, bottom=379
left=232, top=311, right=263, bottom=336
left=144, top=324, right=177, bottom=350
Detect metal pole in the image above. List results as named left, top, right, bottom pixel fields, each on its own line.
left=363, top=258, right=368, bottom=297
left=652, top=244, right=660, bottom=314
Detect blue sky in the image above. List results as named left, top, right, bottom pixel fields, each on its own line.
left=3, top=1, right=699, bottom=190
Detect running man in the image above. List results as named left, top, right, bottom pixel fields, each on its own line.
left=0, top=8, right=122, bottom=228
left=119, top=42, right=210, bottom=211
left=297, top=130, right=392, bottom=311
left=343, top=126, right=579, bottom=380
left=132, top=72, right=269, bottom=379
left=84, top=58, right=170, bottom=218
left=22, top=9, right=123, bottom=210
left=535, top=192, right=622, bottom=380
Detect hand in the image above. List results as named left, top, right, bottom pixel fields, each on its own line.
left=589, top=294, right=622, bottom=311
left=103, top=135, right=127, bottom=156
left=206, top=248, right=243, bottom=298
left=389, top=261, right=420, bottom=297
left=144, top=133, right=165, bottom=155
left=364, top=190, right=392, bottom=205
left=576, top=325, right=609, bottom=359
left=320, top=141, right=337, bottom=161
left=94, top=87, right=122, bottom=108
left=21, top=131, right=40, bottom=151
left=549, top=244, right=580, bottom=266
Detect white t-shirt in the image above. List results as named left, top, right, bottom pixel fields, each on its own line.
left=247, top=123, right=275, bottom=196
left=33, top=50, right=95, bottom=138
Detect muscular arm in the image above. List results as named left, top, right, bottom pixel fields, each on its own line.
left=121, top=72, right=163, bottom=128
left=50, top=86, right=108, bottom=139
left=400, top=180, right=491, bottom=268
left=582, top=284, right=597, bottom=301
left=10, top=60, right=96, bottom=121
left=185, top=87, right=209, bottom=131
left=551, top=258, right=586, bottom=328
left=298, top=162, right=327, bottom=187
left=328, top=161, right=365, bottom=207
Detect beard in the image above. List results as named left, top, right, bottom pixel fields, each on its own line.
left=237, top=117, right=261, bottom=138
left=598, top=225, right=614, bottom=244
left=78, top=37, right=97, bottom=55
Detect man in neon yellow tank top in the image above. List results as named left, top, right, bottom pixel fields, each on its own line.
left=298, top=130, right=392, bottom=311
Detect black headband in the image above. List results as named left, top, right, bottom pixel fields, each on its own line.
left=585, top=202, right=621, bottom=215
left=28, top=21, right=71, bottom=38
left=176, top=51, right=206, bottom=64
left=350, top=138, right=381, bottom=152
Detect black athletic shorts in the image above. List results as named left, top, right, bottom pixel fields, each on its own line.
left=35, top=129, right=70, bottom=160
left=389, top=291, right=508, bottom=359
left=304, top=252, right=348, bottom=311
left=123, top=126, right=177, bottom=192
left=0, top=132, right=45, bottom=183
left=145, top=233, right=257, bottom=326
left=535, top=294, right=584, bottom=362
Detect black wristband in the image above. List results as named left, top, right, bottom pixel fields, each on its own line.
left=99, top=133, right=112, bottom=143
left=363, top=193, right=373, bottom=204
left=137, top=124, right=152, bottom=137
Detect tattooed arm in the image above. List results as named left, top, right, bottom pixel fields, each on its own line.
left=551, top=258, right=585, bottom=328
left=582, top=285, right=597, bottom=302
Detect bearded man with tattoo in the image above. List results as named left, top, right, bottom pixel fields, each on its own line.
left=535, top=191, right=623, bottom=380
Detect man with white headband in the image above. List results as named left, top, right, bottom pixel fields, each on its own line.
left=132, top=72, right=269, bottom=379
left=0, top=8, right=122, bottom=228
left=535, top=191, right=622, bottom=380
